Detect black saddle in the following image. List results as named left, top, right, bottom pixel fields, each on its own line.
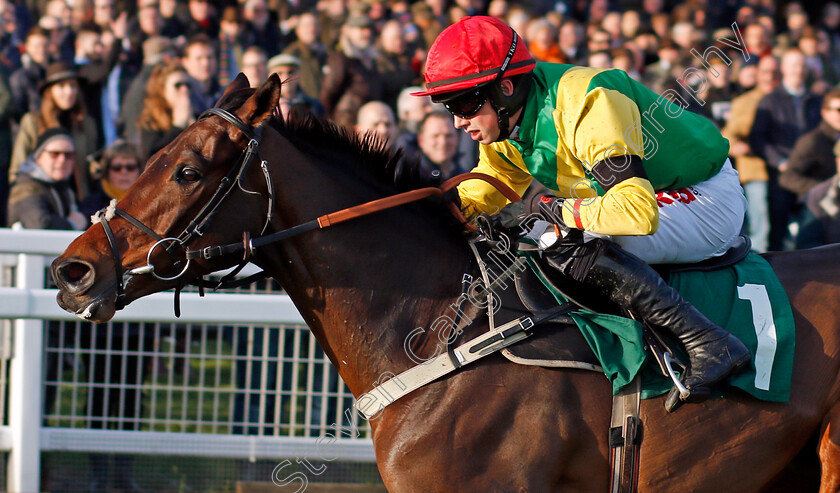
left=497, top=235, right=752, bottom=369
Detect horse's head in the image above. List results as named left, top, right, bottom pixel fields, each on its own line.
left=52, top=73, right=282, bottom=322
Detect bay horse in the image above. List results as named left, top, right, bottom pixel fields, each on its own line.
left=52, top=74, right=840, bottom=492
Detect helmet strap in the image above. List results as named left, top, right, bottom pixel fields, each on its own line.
left=488, top=72, right=533, bottom=142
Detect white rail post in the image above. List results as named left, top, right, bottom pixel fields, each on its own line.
left=8, top=250, right=45, bottom=492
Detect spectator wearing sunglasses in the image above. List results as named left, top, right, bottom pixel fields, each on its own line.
left=137, top=59, right=195, bottom=160
left=7, top=126, right=87, bottom=230
left=409, top=16, right=750, bottom=412
left=80, top=139, right=143, bottom=221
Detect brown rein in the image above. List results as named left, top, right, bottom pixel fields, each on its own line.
left=185, top=171, right=521, bottom=262
left=316, top=172, right=522, bottom=231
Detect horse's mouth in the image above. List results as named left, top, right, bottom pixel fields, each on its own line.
left=56, top=286, right=118, bottom=323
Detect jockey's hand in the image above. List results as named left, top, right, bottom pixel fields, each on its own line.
left=490, top=193, right=566, bottom=231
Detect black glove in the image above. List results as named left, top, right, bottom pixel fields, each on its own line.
left=485, top=193, right=565, bottom=232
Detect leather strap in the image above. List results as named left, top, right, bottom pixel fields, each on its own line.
left=185, top=172, right=522, bottom=261
left=609, top=375, right=642, bottom=493
left=355, top=314, right=536, bottom=420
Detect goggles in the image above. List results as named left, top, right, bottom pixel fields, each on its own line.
left=435, top=87, right=488, bottom=119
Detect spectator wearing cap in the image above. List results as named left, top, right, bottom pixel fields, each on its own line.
left=7, top=127, right=87, bottom=230
left=268, top=53, right=325, bottom=119
left=282, top=12, right=327, bottom=100
left=320, top=13, right=383, bottom=127
left=10, top=61, right=98, bottom=198
left=137, top=59, right=195, bottom=160
left=9, top=26, right=50, bottom=121
left=794, top=138, right=840, bottom=249
left=120, top=35, right=174, bottom=145
left=375, top=19, right=419, bottom=112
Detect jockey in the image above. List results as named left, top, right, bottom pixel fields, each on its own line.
left=410, top=16, right=750, bottom=411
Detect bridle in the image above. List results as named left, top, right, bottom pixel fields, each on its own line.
left=92, top=106, right=521, bottom=315
left=93, top=107, right=272, bottom=311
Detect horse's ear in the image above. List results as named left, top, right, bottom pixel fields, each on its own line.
left=237, top=73, right=282, bottom=127
left=215, top=73, right=251, bottom=106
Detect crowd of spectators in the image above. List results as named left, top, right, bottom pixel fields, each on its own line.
left=3, top=0, right=840, bottom=252
left=6, top=0, right=840, bottom=488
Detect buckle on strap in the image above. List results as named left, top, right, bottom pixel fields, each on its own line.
left=202, top=246, right=214, bottom=259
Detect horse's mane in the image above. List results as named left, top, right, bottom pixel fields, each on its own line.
left=216, top=88, right=406, bottom=193
left=270, top=113, right=403, bottom=192
left=216, top=88, right=465, bottom=233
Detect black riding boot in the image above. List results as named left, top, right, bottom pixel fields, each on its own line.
left=580, top=244, right=751, bottom=411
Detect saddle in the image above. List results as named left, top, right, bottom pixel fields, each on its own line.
left=501, top=235, right=752, bottom=368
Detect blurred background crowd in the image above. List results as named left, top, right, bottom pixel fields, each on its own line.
left=2, top=0, right=840, bottom=253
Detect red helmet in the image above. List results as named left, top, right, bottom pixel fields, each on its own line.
left=412, top=16, right=536, bottom=97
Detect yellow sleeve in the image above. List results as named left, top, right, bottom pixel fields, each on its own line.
left=569, top=86, right=645, bottom=166
left=561, top=176, right=659, bottom=235
left=557, top=85, right=658, bottom=235
left=457, top=142, right=533, bottom=220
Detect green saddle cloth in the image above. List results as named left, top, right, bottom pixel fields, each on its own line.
left=524, top=252, right=795, bottom=401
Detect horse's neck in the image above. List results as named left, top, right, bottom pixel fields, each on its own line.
left=264, top=227, right=469, bottom=396
left=259, top=129, right=470, bottom=396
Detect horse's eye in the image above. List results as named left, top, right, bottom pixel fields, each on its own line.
left=179, top=167, right=201, bottom=183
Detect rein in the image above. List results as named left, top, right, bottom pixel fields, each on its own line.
left=184, top=172, right=520, bottom=262
left=92, top=107, right=521, bottom=314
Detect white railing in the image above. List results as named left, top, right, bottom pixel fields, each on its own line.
left=0, top=228, right=375, bottom=493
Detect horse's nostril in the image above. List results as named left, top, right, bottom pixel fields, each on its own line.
left=55, top=259, right=95, bottom=294
left=64, top=262, right=88, bottom=283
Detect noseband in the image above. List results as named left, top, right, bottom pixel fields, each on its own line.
left=93, top=107, right=274, bottom=310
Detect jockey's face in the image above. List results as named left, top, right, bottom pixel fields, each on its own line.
left=452, top=98, right=499, bottom=144
left=449, top=78, right=516, bottom=145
